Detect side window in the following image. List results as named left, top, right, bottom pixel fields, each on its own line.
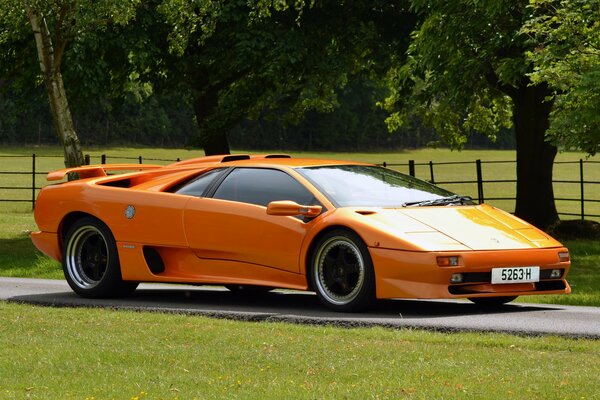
left=212, top=168, right=315, bottom=207
left=175, top=168, right=225, bottom=197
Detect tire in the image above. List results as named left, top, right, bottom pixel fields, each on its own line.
left=62, top=217, right=138, bottom=298
left=468, top=296, right=517, bottom=306
left=310, top=229, right=375, bottom=312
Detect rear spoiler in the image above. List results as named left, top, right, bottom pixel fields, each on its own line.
left=46, top=164, right=163, bottom=181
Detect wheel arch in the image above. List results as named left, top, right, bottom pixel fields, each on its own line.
left=303, top=224, right=369, bottom=291
left=60, top=211, right=138, bottom=298
left=60, top=212, right=104, bottom=242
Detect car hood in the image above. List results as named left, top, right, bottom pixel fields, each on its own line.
left=349, top=204, right=561, bottom=251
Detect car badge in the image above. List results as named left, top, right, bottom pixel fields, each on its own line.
left=125, top=205, right=136, bottom=219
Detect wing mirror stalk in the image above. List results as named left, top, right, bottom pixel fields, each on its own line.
left=266, top=201, right=322, bottom=218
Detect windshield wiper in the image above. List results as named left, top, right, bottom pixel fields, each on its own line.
left=402, top=195, right=473, bottom=207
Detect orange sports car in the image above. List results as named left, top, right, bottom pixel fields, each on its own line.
left=31, top=154, right=571, bottom=311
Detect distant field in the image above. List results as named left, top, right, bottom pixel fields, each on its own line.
left=1, top=146, right=598, bottom=220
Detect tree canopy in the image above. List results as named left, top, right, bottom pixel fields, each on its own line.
left=378, top=0, right=598, bottom=229
left=1, top=0, right=598, bottom=228
left=522, top=0, right=600, bottom=156
left=0, top=0, right=140, bottom=168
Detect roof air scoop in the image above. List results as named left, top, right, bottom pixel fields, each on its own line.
left=264, top=154, right=291, bottom=159
left=220, top=155, right=251, bottom=162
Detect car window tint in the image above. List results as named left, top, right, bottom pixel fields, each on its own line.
left=175, top=168, right=224, bottom=197
left=213, top=168, right=314, bottom=207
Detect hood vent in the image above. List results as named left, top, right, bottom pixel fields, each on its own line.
left=355, top=210, right=377, bottom=216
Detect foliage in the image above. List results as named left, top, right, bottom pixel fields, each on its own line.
left=148, top=0, right=403, bottom=151
left=380, top=0, right=528, bottom=147
left=0, top=0, right=142, bottom=168
left=1, top=0, right=598, bottom=163
left=522, top=0, right=600, bottom=155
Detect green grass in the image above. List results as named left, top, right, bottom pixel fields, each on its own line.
left=0, top=211, right=62, bottom=279
left=1, top=301, right=599, bottom=399
left=520, top=239, right=600, bottom=306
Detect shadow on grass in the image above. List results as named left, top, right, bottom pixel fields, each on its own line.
left=0, top=236, right=62, bottom=278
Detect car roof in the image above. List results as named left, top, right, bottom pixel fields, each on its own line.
left=44, top=154, right=375, bottom=185
left=169, top=154, right=372, bottom=169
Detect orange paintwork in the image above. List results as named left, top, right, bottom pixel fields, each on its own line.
left=47, top=164, right=163, bottom=181
left=31, top=154, right=571, bottom=300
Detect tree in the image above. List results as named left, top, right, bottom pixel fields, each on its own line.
left=522, top=0, right=600, bottom=156
left=0, top=0, right=139, bottom=168
left=126, top=0, right=413, bottom=155
left=381, top=0, right=571, bottom=230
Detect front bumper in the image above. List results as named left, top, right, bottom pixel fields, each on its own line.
left=371, top=247, right=571, bottom=300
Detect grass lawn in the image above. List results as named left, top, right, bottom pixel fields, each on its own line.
left=1, top=301, right=599, bottom=399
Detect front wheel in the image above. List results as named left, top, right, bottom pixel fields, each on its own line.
left=468, top=296, right=517, bottom=306
left=63, top=217, right=138, bottom=298
left=310, top=230, right=375, bottom=312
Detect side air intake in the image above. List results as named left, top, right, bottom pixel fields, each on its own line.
left=143, top=247, right=166, bottom=274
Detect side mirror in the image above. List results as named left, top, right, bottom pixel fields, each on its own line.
left=266, top=200, right=322, bottom=218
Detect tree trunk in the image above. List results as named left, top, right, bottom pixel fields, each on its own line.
left=511, top=82, right=559, bottom=231
left=191, top=88, right=231, bottom=156
left=27, top=7, right=84, bottom=169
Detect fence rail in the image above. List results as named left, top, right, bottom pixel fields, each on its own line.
left=1, top=153, right=598, bottom=220
left=382, top=158, right=599, bottom=220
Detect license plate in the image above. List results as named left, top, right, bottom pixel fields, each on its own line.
left=491, top=266, right=540, bottom=284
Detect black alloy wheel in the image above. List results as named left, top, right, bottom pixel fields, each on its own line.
left=311, top=229, right=375, bottom=312
left=63, top=217, right=137, bottom=298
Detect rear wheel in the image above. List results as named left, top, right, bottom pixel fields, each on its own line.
left=310, top=230, right=375, bottom=312
left=468, top=296, right=517, bottom=306
left=63, top=217, right=138, bottom=298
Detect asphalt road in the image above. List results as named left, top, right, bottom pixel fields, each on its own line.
left=2, top=277, right=599, bottom=339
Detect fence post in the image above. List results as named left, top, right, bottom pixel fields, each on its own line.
left=580, top=159, right=585, bottom=220
left=101, top=154, right=106, bottom=164
left=84, top=154, right=90, bottom=165
left=32, top=153, right=36, bottom=210
left=408, top=160, right=415, bottom=177
left=429, top=161, right=435, bottom=183
left=139, top=156, right=143, bottom=164
left=476, top=159, right=484, bottom=204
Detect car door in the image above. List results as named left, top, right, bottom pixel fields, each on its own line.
left=183, top=167, right=320, bottom=273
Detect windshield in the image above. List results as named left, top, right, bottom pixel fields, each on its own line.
left=297, top=165, right=458, bottom=207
